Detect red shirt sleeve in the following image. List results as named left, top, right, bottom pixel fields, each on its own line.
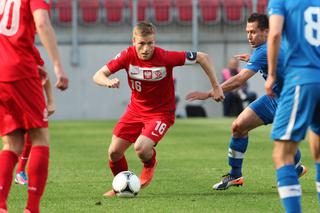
left=106, top=49, right=130, bottom=73
left=30, top=0, right=50, bottom=13
left=162, top=50, right=186, bottom=67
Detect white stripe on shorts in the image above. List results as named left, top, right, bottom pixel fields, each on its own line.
left=228, top=148, right=244, bottom=159
left=316, top=182, right=320, bottom=193
left=280, top=85, right=300, bottom=140
left=278, top=184, right=302, bottom=199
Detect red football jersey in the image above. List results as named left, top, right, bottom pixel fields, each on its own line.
left=107, top=46, right=196, bottom=116
left=0, top=0, right=50, bottom=82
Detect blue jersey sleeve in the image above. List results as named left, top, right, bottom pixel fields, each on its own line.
left=268, top=0, right=285, bottom=16
left=244, top=46, right=267, bottom=74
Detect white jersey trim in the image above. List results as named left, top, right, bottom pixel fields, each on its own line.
left=280, top=85, right=300, bottom=140
left=278, top=184, right=301, bottom=199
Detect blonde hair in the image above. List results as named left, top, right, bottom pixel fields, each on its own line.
left=133, top=22, right=157, bottom=37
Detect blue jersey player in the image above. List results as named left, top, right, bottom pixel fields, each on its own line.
left=266, top=0, right=320, bottom=212
left=186, top=13, right=307, bottom=190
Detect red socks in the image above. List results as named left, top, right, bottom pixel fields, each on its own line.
left=26, top=146, right=49, bottom=213
left=109, top=156, right=128, bottom=176
left=0, top=150, right=18, bottom=210
left=142, top=149, right=156, bottom=168
left=16, top=135, right=32, bottom=173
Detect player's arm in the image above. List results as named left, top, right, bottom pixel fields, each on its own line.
left=186, top=69, right=255, bottom=101
left=221, top=69, right=255, bottom=92
left=196, top=52, right=225, bottom=102
left=93, top=65, right=120, bottom=88
left=265, top=14, right=284, bottom=97
left=38, top=65, right=56, bottom=116
left=33, top=9, right=69, bottom=91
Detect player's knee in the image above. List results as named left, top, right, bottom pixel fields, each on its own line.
left=108, top=149, right=123, bottom=161
left=232, top=121, right=246, bottom=137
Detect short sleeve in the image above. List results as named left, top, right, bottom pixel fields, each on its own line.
left=30, top=0, right=50, bottom=12
left=244, top=48, right=267, bottom=73
left=106, top=49, right=129, bottom=73
left=268, top=0, right=285, bottom=17
left=163, top=50, right=191, bottom=67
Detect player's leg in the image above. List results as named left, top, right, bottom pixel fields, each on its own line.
left=24, top=128, right=49, bottom=213
left=273, top=141, right=301, bottom=213
left=309, top=102, right=320, bottom=202
left=213, top=107, right=264, bottom=190
left=15, top=134, right=32, bottom=185
left=134, top=135, right=156, bottom=188
left=136, top=117, right=173, bottom=188
left=103, top=135, right=132, bottom=197
left=108, top=135, right=132, bottom=176
left=309, top=130, right=320, bottom=202
left=0, top=130, right=24, bottom=210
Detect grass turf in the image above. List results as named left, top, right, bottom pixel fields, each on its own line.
left=5, top=118, right=318, bottom=212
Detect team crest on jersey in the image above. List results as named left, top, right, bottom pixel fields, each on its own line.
left=129, top=65, right=166, bottom=81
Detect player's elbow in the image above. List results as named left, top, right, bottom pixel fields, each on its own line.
left=196, top=52, right=209, bottom=64
left=92, top=72, right=99, bottom=84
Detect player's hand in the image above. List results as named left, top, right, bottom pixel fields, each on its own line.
left=38, top=65, right=48, bottom=86
left=211, top=86, right=225, bottom=102
left=265, top=76, right=276, bottom=98
left=234, top=54, right=251, bottom=62
left=105, top=78, right=120, bottom=88
left=54, top=66, right=69, bottom=91
left=47, top=102, right=56, bottom=116
left=185, top=91, right=211, bottom=101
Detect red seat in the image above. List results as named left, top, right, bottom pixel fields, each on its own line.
left=151, top=0, right=172, bottom=24
left=223, top=0, right=246, bottom=23
left=175, top=0, right=193, bottom=24
left=79, top=0, right=100, bottom=23
left=104, top=0, right=125, bottom=24
left=245, top=0, right=253, bottom=15
left=55, top=0, right=72, bottom=23
left=129, top=0, right=149, bottom=22
left=199, top=0, right=220, bottom=24
left=257, top=0, right=268, bottom=14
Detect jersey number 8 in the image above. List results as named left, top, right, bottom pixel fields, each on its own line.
left=304, top=7, right=320, bottom=46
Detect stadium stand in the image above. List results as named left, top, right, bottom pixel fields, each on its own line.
left=222, top=0, right=246, bottom=24
left=103, top=0, right=126, bottom=24
left=55, top=0, right=72, bottom=24
left=245, top=0, right=253, bottom=16
left=151, top=0, right=172, bottom=25
left=257, top=0, right=268, bottom=14
left=175, top=0, right=193, bottom=24
left=79, top=0, right=100, bottom=24
left=198, top=0, right=221, bottom=25
left=129, top=0, right=149, bottom=22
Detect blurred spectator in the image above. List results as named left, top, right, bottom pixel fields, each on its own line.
left=222, top=58, right=257, bottom=116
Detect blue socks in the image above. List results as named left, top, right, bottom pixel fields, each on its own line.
left=277, top=165, right=301, bottom=213
left=228, top=137, right=248, bottom=178
left=316, top=163, right=320, bottom=203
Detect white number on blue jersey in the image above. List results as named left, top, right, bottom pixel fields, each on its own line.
left=304, top=7, right=320, bottom=46
left=0, top=0, right=21, bottom=36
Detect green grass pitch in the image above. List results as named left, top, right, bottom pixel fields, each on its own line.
left=5, top=118, right=318, bottom=212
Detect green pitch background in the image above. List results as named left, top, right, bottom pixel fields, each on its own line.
left=5, top=119, right=318, bottom=212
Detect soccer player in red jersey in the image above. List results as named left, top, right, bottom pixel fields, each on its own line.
left=0, top=0, right=68, bottom=212
left=93, top=22, right=224, bottom=197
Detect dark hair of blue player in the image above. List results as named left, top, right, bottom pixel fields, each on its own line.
left=247, top=13, right=269, bottom=30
